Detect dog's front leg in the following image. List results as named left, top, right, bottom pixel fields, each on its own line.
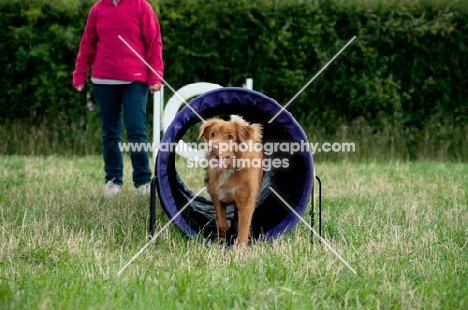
left=235, top=198, right=255, bottom=246
left=212, top=197, right=231, bottom=239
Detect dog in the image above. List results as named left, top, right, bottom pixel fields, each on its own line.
left=198, top=117, right=263, bottom=246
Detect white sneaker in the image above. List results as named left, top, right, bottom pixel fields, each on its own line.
left=136, top=183, right=151, bottom=196
left=104, top=180, right=122, bottom=196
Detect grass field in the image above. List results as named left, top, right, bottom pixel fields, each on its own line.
left=0, top=155, right=467, bottom=309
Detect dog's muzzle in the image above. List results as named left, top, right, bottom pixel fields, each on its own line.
left=209, top=155, right=230, bottom=169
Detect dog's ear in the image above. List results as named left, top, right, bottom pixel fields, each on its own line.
left=198, top=119, right=217, bottom=140
left=198, top=122, right=210, bottom=140
left=235, top=120, right=263, bottom=143
left=248, top=123, right=263, bottom=143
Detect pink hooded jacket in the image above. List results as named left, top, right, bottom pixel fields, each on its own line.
left=73, top=0, right=164, bottom=86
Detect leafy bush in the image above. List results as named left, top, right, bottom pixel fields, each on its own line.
left=156, top=0, right=468, bottom=129
left=0, top=0, right=95, bottom=122
left=0, top=0, right=467, bottom=159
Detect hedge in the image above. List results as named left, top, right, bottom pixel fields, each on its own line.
left=0, top=0, right=467, bottom=158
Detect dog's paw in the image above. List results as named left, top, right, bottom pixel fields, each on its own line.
left=214, top=235, right=227, bottom=244
left=217, top=220, right=231, bottom=232
left=233, top=238, right=248, bottom=248
left=217, top=229, right=226, bottom=240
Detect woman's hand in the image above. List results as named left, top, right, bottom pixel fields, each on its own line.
left=74, top=85, right=84, bottom=92
left=149, top=84, right=161, bottom=93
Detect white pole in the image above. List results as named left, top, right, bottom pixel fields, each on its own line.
left=152, top=85, right=164, bottom=162
left=245, top=78, right=253, bottom=90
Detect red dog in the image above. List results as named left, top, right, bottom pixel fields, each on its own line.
left=198, top=117, right=263, bottom=246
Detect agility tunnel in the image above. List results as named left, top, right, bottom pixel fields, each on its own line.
left=150, top=87, right=316, bottom=244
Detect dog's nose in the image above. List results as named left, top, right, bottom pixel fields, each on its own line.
left=208, top=143, right=218, bottom=154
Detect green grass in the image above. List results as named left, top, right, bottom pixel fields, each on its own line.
left=1, top=156, right=467, bottom=309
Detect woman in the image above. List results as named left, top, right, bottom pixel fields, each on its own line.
left=73, top=0, right=163, bottom=196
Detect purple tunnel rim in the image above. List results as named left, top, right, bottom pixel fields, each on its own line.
left=156, top=87, right=314, bottom=241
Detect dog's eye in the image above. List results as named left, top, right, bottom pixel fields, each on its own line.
left=210, top=132, right=215, bottom=137
left=228, top=135, right=233, bottom=140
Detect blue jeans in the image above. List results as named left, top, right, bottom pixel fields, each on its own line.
left=92, top=82, right=151, bottom=187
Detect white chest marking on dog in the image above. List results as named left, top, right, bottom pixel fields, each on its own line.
left=218, top=170, right=231, bottom=187
left=218, top=187, right=239, bottom=203
left=217, top=170, right=236, bottom=202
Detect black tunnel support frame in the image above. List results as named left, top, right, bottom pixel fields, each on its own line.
left=148, top=173, right=323, bottom=242
left=311, top=175, right=322, bottom=243
left=148, top=175, right=158, bottom=238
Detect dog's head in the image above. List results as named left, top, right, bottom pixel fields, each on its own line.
left=198, top=117, right=262, bottom=170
